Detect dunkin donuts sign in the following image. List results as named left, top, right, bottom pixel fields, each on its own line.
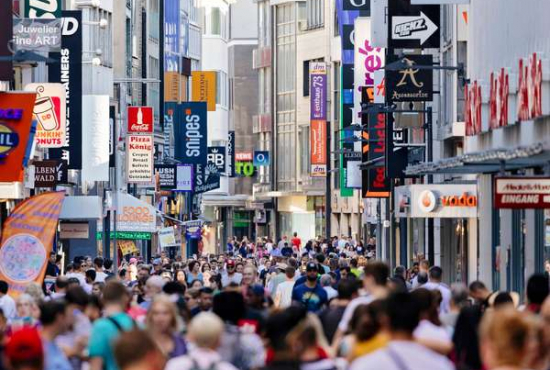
left=25, top=83, right=66, bottom=148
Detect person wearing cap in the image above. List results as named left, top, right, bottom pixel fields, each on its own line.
left=291, top=262, right=328, bottom=313
left=221, top=260, right=242, bottom=287
left=5, top=327, right=44, bottom=370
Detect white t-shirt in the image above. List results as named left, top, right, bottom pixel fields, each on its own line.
left=65, top=272, right=87, bottom=287
left=337, top=294, right=374, bottom=332
left=166, top=348, right=238, bottom=370
left=275, top=280, right=295, bottom=308
left=324, top=286, right=338, bottom=301
left=350, top=341, right=454, bottom=370
left=0, top=294, right=17, bottom=321
left=422, top=282, right=451, bottom=314
left=414, top=320, right=452, bottom=344
left=95, top=271, right=108, bottom=283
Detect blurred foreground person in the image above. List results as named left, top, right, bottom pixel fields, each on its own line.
left=350, top=292, right=454, bottom=370
left=114, top=330, right=166, bottom=370
left=39, top=300, right=72, bottom=370
left=145, top=295, right=186, bottom=359
left=165, top=312, right=238, bottom=370
left=4, top=327, right=43, bottom=370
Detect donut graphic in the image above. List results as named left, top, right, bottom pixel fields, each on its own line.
left=0, top=234, right=46, bottom=282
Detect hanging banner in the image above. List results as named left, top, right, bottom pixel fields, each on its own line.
left=48, top=11, right=83, bottom=170
left=176, top=164, right=194, bottom=192
left=0, top=1, right=13, bottom=81
left=127, top=106, right=154, bottom=134
left=24, top=83, right=66, bottom=148
left=191, top=71, right=217, bottom=111
left=207, top=146, right=226, bottom=173
left=82, top=95, right=110, bottom=182
left=24, top=0, right=62, bottom=18
left=386, top=54, right=434, bottom=102
left=0, top=192, right=65, bottom=297
left=33, top=160, right=58, bottom=188
left=175, top=102, right=208, bottom=166
left=13, top=19, right=62, bottom=52
left=388, top=0, right=440, bottom=49
left=154, top=165, right=177, bottom=189
left=310, top=120, right=327, bottom=176
left=227, top=131, right=235, bottom=177
left=310, top=62, right=327, bottom=177
left=194, top=162, right=220, bottom=194
left=126, top=135, right=154, bottom=183
left=0, top=92, right=37, bottom=183
left=159, top=227, right=177, bottom=248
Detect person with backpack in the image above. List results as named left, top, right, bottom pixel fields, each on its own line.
left=88, top=281, right=136, bottom=370
left=165, top=312, right=238, bottom=370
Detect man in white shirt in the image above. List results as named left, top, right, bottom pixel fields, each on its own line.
left=93, top=257, right=108, bottom=283
left=411, top=260, right=430, bottom=289
left=422, top=266, right=451, bottom=314
left=320, top=274, right=338, bottom=301
left=274, top=267, right=296, bottom=308
left=0, top=280, right=16, bottom=322
left=350, top=292, right=454, bottom=370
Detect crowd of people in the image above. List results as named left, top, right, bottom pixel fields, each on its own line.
left=0, top=234, right=548, bottom=370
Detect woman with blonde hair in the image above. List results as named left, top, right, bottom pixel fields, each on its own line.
left=480, top=307, right=543, bottom=370
left=145, top=294, right=187, bottom=360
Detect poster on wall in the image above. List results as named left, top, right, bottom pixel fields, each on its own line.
left=126, top=135, right=154, bottom=183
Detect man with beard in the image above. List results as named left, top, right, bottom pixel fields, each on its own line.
left=291, top=262, right=327, bottom=313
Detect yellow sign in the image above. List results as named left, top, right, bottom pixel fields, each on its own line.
left=192, top=71, right=216, bottom=111
left=118, top=240, right=139, bottom=256
left=164, top=72, right=180, bottom=102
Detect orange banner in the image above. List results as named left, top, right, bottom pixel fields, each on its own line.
left=0, top=92, right=37, bottom=182
left=310, top=119, right=327, bottom=177
left=0, top=192, right=65, bottom=297
left=191, top=71, right=216, bottom=111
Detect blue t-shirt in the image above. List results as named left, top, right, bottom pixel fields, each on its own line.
left=292, top=283, right=328, bottom=312
left=88, top=313, right=135, bottom=370
left=44, top=340, right=72, bottom=370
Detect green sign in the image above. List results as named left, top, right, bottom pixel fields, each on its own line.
left=96, top=231, right=151, bottom=240
left=25, top=0, right=62, bottom=19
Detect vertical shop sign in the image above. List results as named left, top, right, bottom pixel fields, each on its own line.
left=310, top=62, right=327, bottom=177
left=191, top=71, right=217, bottom=111
left=126, top=135, right=154, bottom=183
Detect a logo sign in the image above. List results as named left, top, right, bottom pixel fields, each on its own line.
left=154, top=165, right=177, bottom=189
left=0, top=192, right=65, bottom=297
left=227, top=131, right=235, bottom=177
left=126, top=135, right=154, bottom=183
left=191, top=71, right=217, bottom=111
left=517, top=53, right=543, bottom=121
left=48, top=11, right=82, bottom=170
left=253, top=151, right=270, bottom=167
left=127, top=107, right=154, bottom=133
left=465, top=80, right=482, bottom=136
left=25, top=83, right=66, bottom=148
left=410, top=184, right=477, bottom=218
left=388, top=0, right=440, bottom=48
left=176, top=102, right=208, bottom=166
left=489, top=68, right=510, bottom=130
left=236, top=152, right=253, bottom=161
left=194, top=162, right=220, bottom=194
left=13, top=19, right=62, bottom=52
left=386, top=55, right=434, bottom=101
left=418, top=190, right=437, bottom=213
left=235, top=161, right=256, bottom=177
left=495, top=177, right=550, bottom=209
left=362, top=99, right=390, bottom=198
left=343, top=0, right=370, bottom=11
left=208, top=146, right=226, bottom=173
left=0, top=93, right=37, bottom=183
left=33, top=160, right=58, bottom=187
left=24, top=0, right=62, bottom=18
left=176, top=164, right=193, bottom=192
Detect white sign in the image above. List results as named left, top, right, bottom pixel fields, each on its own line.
left=176, top=165, right=194, bottom=192
left=25, top=83, right=66, bottom=148
left=114, top=192, right=156, bottom=233
left=127, top=135, right=154, bottom=183
left=346, top=161, right=362, bottom=188
left=82, top=95, right=110, bottom=182
left=159, top=227, right=177, bottom=248
left=371, top=0, right=388, bottom=48
left=59, top=223, right=89, bottom=239
left=407, top=184, right=478, bottom=218
left=392, top=11, right=439, bottom=45
left=411, top=0, right=469, bottom=4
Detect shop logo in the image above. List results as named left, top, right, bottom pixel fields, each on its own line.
left=396, top=58, right=424, bottom=88
left=418, top=190, right=437, bottom=213
left=442, top=193, right=477, bottom=207
left=0, top=124, right=20, bottom=158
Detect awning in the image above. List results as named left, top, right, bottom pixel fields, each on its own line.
left=201, top=194, right=249, bottom=207
left=60, top=196, right=102, bottom=220
left=405, top=142, right=548, bottom=176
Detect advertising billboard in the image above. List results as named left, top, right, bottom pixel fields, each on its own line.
left=24, top=83, right=66, bottom=148
left=175, top=102, right=208, bottom=166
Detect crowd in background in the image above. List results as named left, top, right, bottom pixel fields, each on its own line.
left=0, top=233, right=548, bottom=370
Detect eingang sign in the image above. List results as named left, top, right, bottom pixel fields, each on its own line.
left=495, top=177, right=550, bottom=209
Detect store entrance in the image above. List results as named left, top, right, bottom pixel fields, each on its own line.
left=441, top=218, right=469, bottom=284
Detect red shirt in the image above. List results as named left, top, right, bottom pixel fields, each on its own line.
left=291, top=237, right=301, bottom=249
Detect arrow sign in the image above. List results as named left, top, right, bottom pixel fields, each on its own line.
left=392, top=11, right=438, bottom=45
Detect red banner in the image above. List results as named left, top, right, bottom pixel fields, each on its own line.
left=0, top=192, right=65, bottom=297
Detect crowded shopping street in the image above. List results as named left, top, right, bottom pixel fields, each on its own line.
left=1, top=0, right=550, bottom=369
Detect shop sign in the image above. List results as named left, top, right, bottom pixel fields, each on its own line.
left=495, top=177, right=550, bottom=209
left=24, top=83, right=66, bottom=148
left=127, top=106, right=154, bottom=134
left=159, top=227, right=177, bottom=248
left=59, top=222, right=89, bottom=239
left=343, top=0, right=370, bottom=11
left=176, top=164, right=193, bottom=192
left=517, top=53, right=544, bottom=121
left=253, top=151, right=270, bottom=167
left=185, top=220, right=203, bottom=240
left=175, top=102, right=208, bottom=166
left=24, top=0, right=62, bottom=18
left=0, top=1, right=13, bottom=81
left=311, top=120, right=326, bottom=176
left=464, top=80, right=482, bottom=136
left=227, top=131, right=235, bottom=177
left=48, top=11, right=83, bottom=170
left=0, top=93, right=37, bottom=183
left=410, top=184, right=477, bottom=218
left=386, top=55, right=433, bottom=102
left=34, top=160, right=58, bottom=187
left=13, top=18, right=61, bottom=52
left=489, top=68, right=509, bottom=130
left=118, top=240, right=139, bottom=255
left=388, top=0, right=440, bottom=49
left=310, top=61, right=327, bottom=177
left=114, top=193, right=156, bottom=233
left=191, top=71, right=216, bottom=111
left=82, top=95, right=110, bottom=182
left=194, top=162, right=220, bottom=194
left=236, top=151, right=253, bottom=161
left=126, top=135, right=154, bottom=183
left=207, top=146, right=226, bottom=173
left=235, top=161, right=256, bottom=177
left=96, top=231, right=151, bottom=240
left=154, top=165, right=177, bottom=189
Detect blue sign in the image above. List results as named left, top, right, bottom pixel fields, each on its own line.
left=164, top=0, right=180, bottom=72
left=175, top=102, right=208, bottom=166
left=253, top=151, right=270, bottom=166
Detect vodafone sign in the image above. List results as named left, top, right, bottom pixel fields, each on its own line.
left=410, top=184, right=478, bottom=218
